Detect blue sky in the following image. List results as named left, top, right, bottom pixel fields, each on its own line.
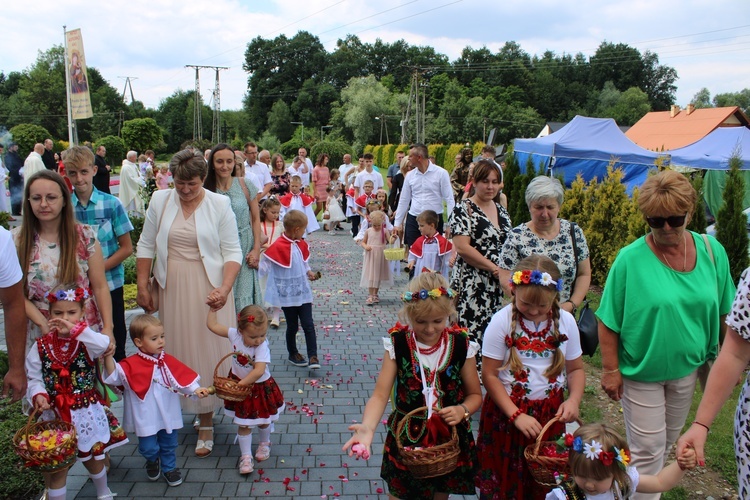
left=3, top=0, right=749, bottom=112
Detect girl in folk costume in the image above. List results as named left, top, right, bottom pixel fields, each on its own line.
left=343, top=272, right=482, bottom=499
left=259, top=197, right=284, bottom=328
left=207, top=305, right=285, bottom=475
left=278, top=176, right=319, bottom=236
left=359, top=210, right=393, bottom=306
left=407, top=210, right=453, bottom=280
left=104, top=315, right=211, bottom=487
left=476, top=254, right=585, bottom=500
left=546, top=423, right=696, bottom=500
left=25, top=285, right=128, bottom=500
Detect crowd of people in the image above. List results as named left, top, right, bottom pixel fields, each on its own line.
left=0, top=139, right=747, bottom=500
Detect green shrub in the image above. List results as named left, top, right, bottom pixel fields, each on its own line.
left=8, top=124, right=51, bottom=156
left=0, top=351, right=45, bottom=499
left=716, top=154, right=750, bottom=282
left=123, top=255, right=137, bottom=285
left=279, top=139, right=307, bottom=159
left=443, top=144, right=463, bottom=174
left=128, top=213, right=144, bottom=250
left=121, top=118, right=164, bottom=153
left=95, top=136, right=126, bottom=169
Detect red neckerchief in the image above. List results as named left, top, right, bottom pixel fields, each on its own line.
left=118, top=350, right=199, bottom=401
left=263, top=233, right=310, bottom=268
left=409, top=234, right=452, bottom=258
left=346, top=187, right=355, bottom=198
left=354, top=193, right=376, bottom=208
left=279, top=192, right=314, bottom=208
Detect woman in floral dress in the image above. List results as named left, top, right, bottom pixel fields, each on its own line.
left=13, top=170, right=113, bottom=352
left=450, top=160, right=512, bottom=364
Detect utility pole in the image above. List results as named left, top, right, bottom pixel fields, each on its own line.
left=118, top=76, right=138, bottom=104
left=185, top=65, right=228, bottom=143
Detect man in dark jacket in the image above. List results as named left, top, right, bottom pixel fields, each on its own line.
left=93, top=145, right=111, bottom=193
left=42, top=139, right=57, bottom=171
left=5, top=143, right=23, bottom=215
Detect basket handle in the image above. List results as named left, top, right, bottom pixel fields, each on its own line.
left=23, top=407, right=42, bottom=449
left=213, top=351, right=252, bottom=378
left=532, top=416, right=582, bottom=456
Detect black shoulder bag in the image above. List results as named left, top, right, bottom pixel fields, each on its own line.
left=570, top=222, right=598, bottom=356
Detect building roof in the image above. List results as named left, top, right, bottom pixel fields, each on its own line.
left=626, top=106, right=750, bottom=151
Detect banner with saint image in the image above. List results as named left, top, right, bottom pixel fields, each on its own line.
left=65, top=28, right=93, bottom=119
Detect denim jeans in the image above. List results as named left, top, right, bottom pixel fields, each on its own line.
left=138, top=429, right=178, bottom=472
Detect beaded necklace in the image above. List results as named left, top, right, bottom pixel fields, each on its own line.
left=518, top=310, right=553, bottom=338
left=49, top=332, right=77, bottom=366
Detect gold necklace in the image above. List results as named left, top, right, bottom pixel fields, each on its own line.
left=653, top=233, right=686, bottom=272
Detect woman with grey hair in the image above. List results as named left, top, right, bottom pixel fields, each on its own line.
left=136, top=148, right=242, bottom=460
left=499, top=176, right=591, bottom=312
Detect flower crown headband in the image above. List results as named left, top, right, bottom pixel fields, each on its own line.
left=559, top=434, right=630, bottom=470
left=510, top=270, right=563, bottom=292
left=402, top=286, right=455, bottom=302
left=46, top=287, right=90, bottom=303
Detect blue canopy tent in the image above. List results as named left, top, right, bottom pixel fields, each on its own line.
left=514, top=116, right=664, bottom=193
left=670, top=127, right=750, bottom=217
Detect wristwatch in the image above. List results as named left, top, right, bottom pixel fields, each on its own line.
left=459, top=403, right=470, bottom=421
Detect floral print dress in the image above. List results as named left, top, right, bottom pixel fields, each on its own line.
left=449, top=200, right=512, bottom=355
left=13, top=224, right=102, bottom=352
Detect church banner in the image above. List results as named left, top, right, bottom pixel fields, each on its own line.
left=65, top=29, right=93, bottom=119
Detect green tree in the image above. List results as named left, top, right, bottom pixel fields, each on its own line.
left=609, top=87, right=652, bottom=126
left=715, top=153, right=749, bottom=283
left=121, top=118, right=163, bottom=153
left=266, top=100, right=294, bottom=142
left=692, top=88, right=712, bottom=108
left=9, top=123, right=51, bottom=155
left=687, top=173, right=707, bottom=234
left=713, top=88, right=750, bottom=116
left=339, top=76, right=395, bottom=150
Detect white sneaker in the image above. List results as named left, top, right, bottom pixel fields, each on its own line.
left=239, top=455, right=254, bottom=474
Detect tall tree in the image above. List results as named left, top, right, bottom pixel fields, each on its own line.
left=339, top=76, right=396, bottom=149
left=692, top=87, right=712, bottom=108
left=266, top=100, right=294, bottom=142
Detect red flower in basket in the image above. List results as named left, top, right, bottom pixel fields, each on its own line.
left=600, top=451, right=615, bottom=466
left=563, top=433, right=575, bottom=447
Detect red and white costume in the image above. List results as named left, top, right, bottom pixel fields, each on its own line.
left=408, top=234, right=453, bottom=279
left=259, top=234, right=313, bottom=308
left=279, top=192, right=319, bottom=235
left=104, top=350, right=201, bottom=437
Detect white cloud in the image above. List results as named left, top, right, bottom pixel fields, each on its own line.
left=1, top=0, right=748, bottom=112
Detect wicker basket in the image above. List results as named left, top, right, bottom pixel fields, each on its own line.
left=395, top=406, right=460, bottom=479
left=212, top=352, right=254, bottom=402
left=524, top=416, right=579, bottom=487
left=384, top=246, right=405, bottom=261
left=12, top=409, right=78, bottom=472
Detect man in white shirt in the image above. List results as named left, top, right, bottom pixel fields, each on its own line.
left=353, top=153, right=383, bottom=197
left=338, top=154, right=355, bottom=190
left=394, top=143, right=455, bottom=246
left=297, top=147, right=313, bottom=192
left=244, top=142, right=272, bottom=199
left=23, top=143, right=46, bottom=188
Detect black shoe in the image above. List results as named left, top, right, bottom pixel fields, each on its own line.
left=335, top=226, right=344, bottom=231
left=164, top=468, right=183, bottom=487
left=146, top=458, right=160, bottom=481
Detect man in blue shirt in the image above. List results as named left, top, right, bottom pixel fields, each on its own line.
left=64, top=146, right=134, bottom=361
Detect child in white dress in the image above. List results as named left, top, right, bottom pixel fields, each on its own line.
left=546, top=423, right=695, bottom=499
left=207, top=305, right=285, bottom=475
left=259, top=197, right=284, bottom=327
left=278, top=176, right=319, bottom=236
left=104, top=315, right=210, bottom=487
left=325, top=186, right=346, bottom=234
left=407, top=210, right=453, bottom=280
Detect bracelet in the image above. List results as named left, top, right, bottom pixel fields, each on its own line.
left=601, top=368, right=620, bottom=374
left=693, top=420, right=710, bottom=432
left=508, top=409, right=523, bottom=423
left=459, top=403, right=470, bottom=421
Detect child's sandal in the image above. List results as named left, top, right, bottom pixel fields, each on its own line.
left=365, top=295, right=374, bottom=306
left=373, top=295, right=380, bottom=304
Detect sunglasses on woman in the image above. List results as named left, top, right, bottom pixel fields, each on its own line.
left=646, top=213, right=687, bottom=228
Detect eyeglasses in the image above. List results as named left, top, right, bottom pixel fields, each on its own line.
left=646, top=214, right=687, bottom=228
left=29, top=194, right=62, bottom=204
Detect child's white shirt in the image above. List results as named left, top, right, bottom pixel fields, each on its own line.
left=482, top=304, right=582, bottom=400
left=227, top=328, right=271, bottom=383
left=545, top=467, right=640, bottom=499
left=105, top=353, right=201, bottom=437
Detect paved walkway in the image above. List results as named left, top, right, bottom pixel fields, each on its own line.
left=0, top=226, right=479, bottom=499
